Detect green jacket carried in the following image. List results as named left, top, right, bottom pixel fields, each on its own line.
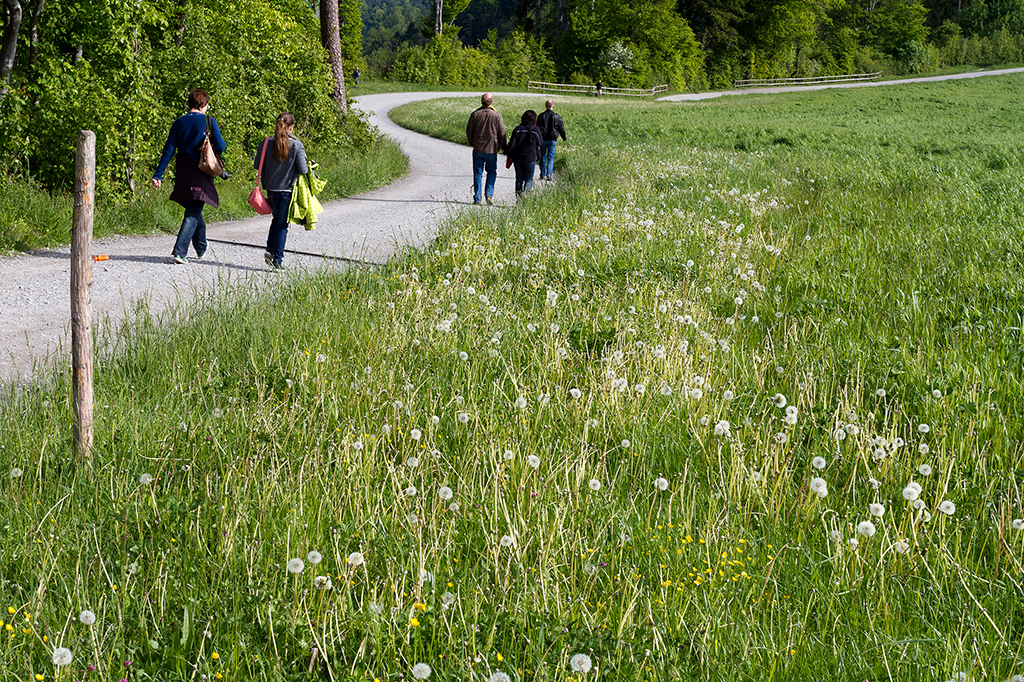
left=288, top=161, right=326, bottom=230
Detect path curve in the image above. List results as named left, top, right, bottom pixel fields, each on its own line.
left=4, top=68, right=1024, bottom=383
left=0, top=91, right=526, bottom=383
left=658, top=66, right=1024, bottom=101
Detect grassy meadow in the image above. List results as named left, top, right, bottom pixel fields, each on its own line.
left=2, top=76, right=1024, bottom=682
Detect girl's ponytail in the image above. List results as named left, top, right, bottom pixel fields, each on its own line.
left=274, top=112, right=296, bottom=162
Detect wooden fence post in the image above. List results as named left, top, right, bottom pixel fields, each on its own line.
left=72, top=130, right=95, bottom=460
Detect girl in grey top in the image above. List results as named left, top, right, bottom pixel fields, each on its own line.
left=254, top=112, right=308, bottom=268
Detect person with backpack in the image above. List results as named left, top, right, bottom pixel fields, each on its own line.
left=505, top=110, right=544, bottom=198
left=537, top=100, right=567, bottom=182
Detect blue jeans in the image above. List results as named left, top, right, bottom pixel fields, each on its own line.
left=514, top=160, right=536, bottom=196
left=472, top=151, right=497, bottom=202
left=172, top=200, right=207, bottom=258
left=539, top=140, right=557, bottom=178
left=266, top=191, right=292, bottom=267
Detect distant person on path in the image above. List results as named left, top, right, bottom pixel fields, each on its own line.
left=506, top=110, right=543, bottom=197
left=353, top=67, right=360, bottom=85
left=537, top=99, right=566, bottom=182
left=254, top=112, right=308, bottom=269
left=466, top=92, right=506, bottom=205
left=151, top=88, right=226, bottom=265
left=595, top=80, right=602, bottom=97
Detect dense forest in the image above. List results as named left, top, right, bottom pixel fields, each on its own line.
left=2, top=0, right=1024, bottom=195
left=366, top=0, right=1024, bottom=88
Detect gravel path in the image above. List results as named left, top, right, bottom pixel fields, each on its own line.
left=4, top=69, right=1024, bottom=384
left=0, top=91, right=527, bottom=383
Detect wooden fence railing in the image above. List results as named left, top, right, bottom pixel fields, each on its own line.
left=528, top=81, right=669, bottom=97
left=734, top=72, right=882, bottom=88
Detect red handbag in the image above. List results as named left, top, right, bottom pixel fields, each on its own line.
left=248, top=138, right=272, bottom=215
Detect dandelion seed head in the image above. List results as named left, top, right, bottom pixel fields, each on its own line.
left=876, top=388, right=886, bottom=398
left=919, top=443, right=930, bottom=455
left=411, top=663, right=432, bottom=679
left=503, top=449, right=514, bottom=460
left=347, top=552, right=364, bottom=566
left=139, top=473, right=153, bottom=486
left=857, top=521, right=877, bottom=537
left=774, top=432, right=787, bottom=444
left=457, top=412, right=470, bottom=424
left=654, top=477, right=669, bottom=491
left=406, top=456, right=420, bottom=468
left=848, top=538, right=859, bottom=548
left=527, top=455, right=541, bottom=469
left=313, top=575, right=332, bottom=590
left=621, top=439, right=631, bottom=449
left=834, top=428, right=847, bottom=441
left=913, top=499, right=926, bottom=510
left=917, top=423, right=930, bottom=434
left=410, top=428, right=422, bottom=440
left=569, top=388, right=582, bottom=399
left=868, top=503, right=885, bottom=518
left=902, top=484, right=921, bottom=501
left=893, top=539, right=911, bottom=555
left=287, top=558, right=304, bottom=574
left=52, top=647, right=72, bottom=667
left=811, top=456, right=826, bottom=470
left=351, top=440, right=363, bottom=451
left=932, top=389, right=942, bottom=399
left=809, top=477, right=828, bottom=498
left=570, top=653, right=593, bottom=673
left=438, top=486, right=453, bottom=501
left=307, top=550, right=322, bottom=565
left=938, top=500, right=956, bottom=516
left=773, top=394, right=787, bottom=408
left=79, top=610, right=96, bottom=626
left=459, top=351, right=469, bottom=361
left=489, top=672, right=511, bottom=682
left=714, top=420, right=731, bottom=437
left=515, top=397, right=528, bottom=409
left=689, top=388, right=703, bottom=401
left=405, top=486, right=418, bottom=496
left=10, top=467, right=22, bottom=478
left=499, top=535, right=514, bottom=547
left=588, top=479, right=601, bottom=491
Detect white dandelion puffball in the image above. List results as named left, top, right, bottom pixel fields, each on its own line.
left=347, top=551, right=365, bottom=566
left=714, top=420, right=731, bottom=437
left=830, top=530, right=842, bottom=542
left=918, top=463, right=932, bottom=476
left=307, top=550, right=323, bottom=565
left=723, top=390, right=734, bottom=401
left=848, top=538, right=860, bottom=549
left=868, top=478, right=881, bottom=490
left=313, top=575, right=332, bottom=590
left=918, top=443, right=930, bottom=455
left=570, top=388, right=582, bottom=399
left=811, top=456, right=826, bottom=470
left=868, top=503, right=885, bottom=518
left=527, top=455, right=541, bottom=469
left=287, top=558, right=304, bottom=574
left=411, top=662, right=432, bottom=679
left=1013, top=519, right=1024, bottom=530
left=459, top=351, right=469, bottom=361
left=52, top=647, right=72, bottom=667
left=503, top=449, right=515, bottom=460
left=439, top=486, right=454, bottom=501
left=10, top=467, right=22, bottom=478
left=405, top=486, right=418, bottom=497
left=407, top=513, right=420, bottom=525
left=751, top=471, right=762, bottom=483
left=918, top=423, right=930, bottom=434
left=932, top=389, right=942, bottom=399
left=499, top=534, right=514, bottom=547
left=139, top=473, right=153, bottom=486
left=784, top=411, right=799, bottom=426
left=430, top=415, right=440, bottom=424
left=489, top=672, right=512, bottom=682
left=772, top=393, right=787, bottom=408
left=1008, top=675, right=1024, bottom=682
left=515, top=396, right=528, bottom=409
left=913, top=499, right=926, bottom=511
left=441, top=591, right=456, bottom=606
left=570, top=653, right=593, bottom=673
left=655, top=477, right=669, bottom=491
left=351, top=440, right=363, bottom=451
left=876, top=388, right=886, bottom=398
left=621, top=439, right=631, bottom=449
left=872, top=448, right=887, bottom=461
left=938, top=500, right=956, bottom=516
left=316, top=352, right=326, bottom=363
left=588, top=479, right=601, bottom=491
left=635, top=383, right=646, bottom=395
left=834, top=428, right=847, bottom=441
left=857, top=521, right=877, bottom=537
left=457, top=412, right=470, bottom=424
left=405, top=456, right=420, bottom=468
left=79, top=610, right=96, bottom=626
left=410, top=428, right=422, bottom=440
left=689, top=388, right=703, bottom=401
left=893, top=539, right=911, bottom=555
left=902, top=483, right=921, bottom=501
left=809, top=477, right=828, bottom=498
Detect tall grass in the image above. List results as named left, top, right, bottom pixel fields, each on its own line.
left=2, top=77, right=1024, bottom=682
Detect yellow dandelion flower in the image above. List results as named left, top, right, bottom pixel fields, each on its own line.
left=212, top=652, right=219, bottom=660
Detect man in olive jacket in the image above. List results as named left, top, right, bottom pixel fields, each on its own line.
left=466, top=92, right=506, bottom=205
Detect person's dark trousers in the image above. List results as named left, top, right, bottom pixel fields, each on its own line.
left=514, top=160, right=536, bottom=196
left=539, top=140, right=557, bottom=179
left=266, top=191, right=292, bottom=267
left=472, top=151, right=497, bottom=202
left=172, top=200, right=207, bottom=259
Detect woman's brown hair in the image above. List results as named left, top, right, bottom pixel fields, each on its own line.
left=187, top=89, right=209, bottom=110
left=274, top=112, right=296, bottom=162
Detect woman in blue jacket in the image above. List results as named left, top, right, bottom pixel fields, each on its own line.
left=254, top=112, right=307, bottom=269
left=151, top=89, right=226, bottom=264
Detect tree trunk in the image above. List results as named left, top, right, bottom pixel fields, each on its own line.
left=434, top=0, right=443, bottom=35
left=27, top=0, right=42, bottom=65
left=534, top=0, right=541, bottom=38
left=556, top=0, right=567, bottom=36
left=320, top=0, right=347, bottom=114
left=0, top=0, right=22, bottom=96
left=174, top=0, right=187, bottom=47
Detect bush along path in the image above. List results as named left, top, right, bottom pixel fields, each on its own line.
left=0, top=92, right=528, bottom=384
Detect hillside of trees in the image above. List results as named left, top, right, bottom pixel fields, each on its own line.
left=365, top=0, right=1024, bottom=89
